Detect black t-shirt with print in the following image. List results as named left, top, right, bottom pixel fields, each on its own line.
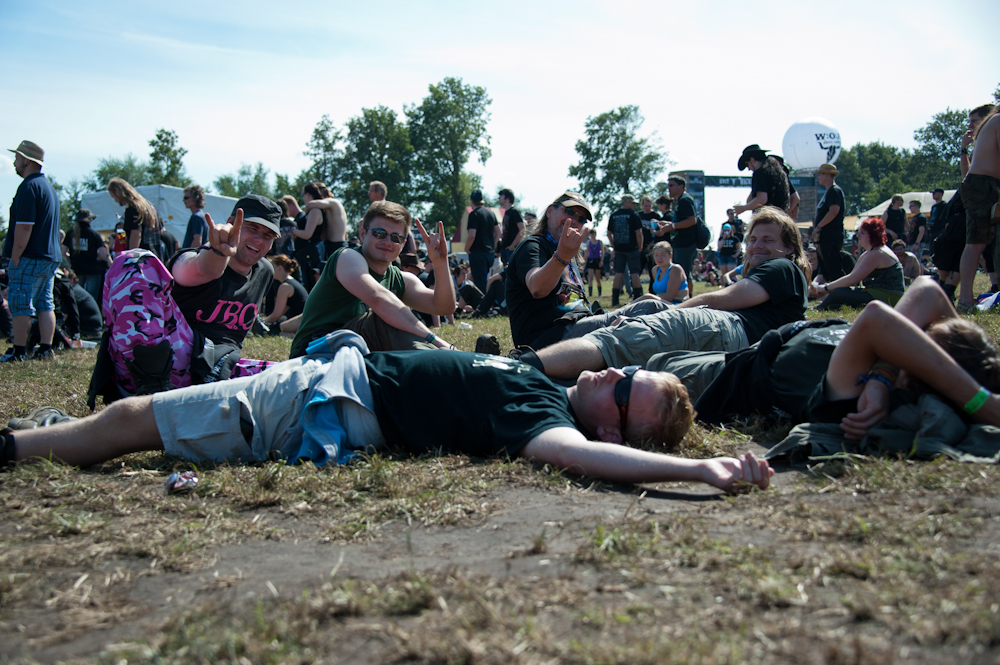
left=733, top=257, right=808, bottom=344
left=816, top=184, right=845, bottom=239
left=506, top=234, right=586, bottom=348
left=366, top=351, right=582, bottom=458
left=63, top=223, right=107, bottom=275
left=608, top=207, right=643, bottom=251
left=122, top=205, right=162, bottom=258
left=672, top=193, right=698, bottom=248
left=167, top=249, right=274, bottom=347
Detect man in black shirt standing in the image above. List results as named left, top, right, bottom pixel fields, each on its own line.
left=606, top=194, right=644, bottom=306
left=811, top=163, right=846, bottom=281
left=661, top=177, right=699, bottom=284
left=929, top=188, right=948, bottom=240
left=465, top=189, right=500, bottom=293
left=497, top=188, right=524, bottom=266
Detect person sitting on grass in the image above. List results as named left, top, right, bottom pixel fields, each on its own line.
left=262, top=254, right=308, bottom=328
left=1, top=331, right=772, bottom=494
left=891, top=239, right=925, bottom=285
left=634, top=241, right=688, bottom=305
left=816, top=217, right=904, bottom=310
left=648, top=277, right=1000, bottom=440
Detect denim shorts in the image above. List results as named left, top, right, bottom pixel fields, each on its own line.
left=7, top=257, right=60, bottom=317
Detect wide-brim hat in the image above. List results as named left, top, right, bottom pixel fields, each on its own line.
left=8, top=140, right=44, bottom=166
left=816, top=163, right=839, bottom=175
left=232, top=194, right=281, bottom=235
left=74, top=208, right=96, bottom=224
left=550, top=191, right=593, bottom=221
left=738, top=144, right=768, bottom=171
left=399, top=252, right=424, bottom=271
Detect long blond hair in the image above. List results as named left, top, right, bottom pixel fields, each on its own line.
left=107, top=177, right=156, bottom=228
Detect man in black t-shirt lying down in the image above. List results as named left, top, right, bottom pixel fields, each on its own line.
left=517, top=207, right=813, bottom=380
left=2, top=331, right=772, bottom=494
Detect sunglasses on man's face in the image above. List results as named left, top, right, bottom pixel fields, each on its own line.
left=368, top=227, right=406, bottom=244
left=562, top=205, right=588, bottom=224
left=614, top=365, right=641, bottom=432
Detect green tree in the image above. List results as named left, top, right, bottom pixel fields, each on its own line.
left=303, top=114, right=342, bottom=187
left=147, top=128, right=191, bottom=187
left=835, top=142, right=910, bottom=214
left=54, top=177, right=87, bottom=231
left=406, top=77, right=492, bottom=232
left=86, top=153, right=150, bottom=191
left=337, top=106, right=415, bottom=222
left=568, top=105, right=670, bottom=222
left=910, top=108, right=967, bottom=189
left=273, top=171, right=313, bottom=202
left=213, top=163, right=272, bottom=198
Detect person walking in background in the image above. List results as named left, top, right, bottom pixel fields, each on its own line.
left=108, top=178, right=160, bottom=258
left=811, top=163, right=846, bottom=282
left=181, top=185, right=208, bottom=249
left=465, top=189, right=500, bottom=293
left=497, top=188, right=525, bottom=266
left=606, top=194, right=644, bottom=307
left=63, top=208, right=111, bottom=306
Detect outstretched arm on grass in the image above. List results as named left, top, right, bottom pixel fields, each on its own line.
left=519, top=428, right=772, bottom=492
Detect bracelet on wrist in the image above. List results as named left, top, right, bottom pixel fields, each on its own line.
left=856, top=373, right=894, bottom=391
left=963, top=387, right=990, bottom=415
left=870, top=361, right=900, bottom=382
left=425, top=332, right=437, bottom=344
left=960, top=148, right=969, bottom=156
left=552, top=253, right=570, bottom=267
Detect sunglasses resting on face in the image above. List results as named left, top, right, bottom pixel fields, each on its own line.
left=369, top=228, right=406, bottom=244
left=614, top=365, right=641, bottom=433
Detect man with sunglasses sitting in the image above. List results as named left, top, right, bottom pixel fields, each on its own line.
left=289, top=201, right=457, bottom=358
left=6, top=331, right=773, bottom=495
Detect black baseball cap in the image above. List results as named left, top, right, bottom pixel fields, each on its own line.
left=231, top=194, right=281, bottom=235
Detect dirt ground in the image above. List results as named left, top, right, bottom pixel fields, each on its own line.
left=3, top=437, right=1000, bottom=664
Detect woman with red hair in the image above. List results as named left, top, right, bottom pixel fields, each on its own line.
left=817, top=218, right=904, bottom=310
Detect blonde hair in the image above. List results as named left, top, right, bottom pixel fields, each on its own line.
left=741, top=206, right=811, bottom=282
left=651, top=241, right=673, bottom=255
left=626, top=372, right=693, bottom=450
left=107, top=178, right=156, bottom=229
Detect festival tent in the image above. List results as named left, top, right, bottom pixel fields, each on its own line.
left=79, top=185, right=238, bottom=241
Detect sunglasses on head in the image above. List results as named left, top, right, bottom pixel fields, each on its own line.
left=368, top=227, right=406, bottom=244
left=614, top=365, right=641, bottom=432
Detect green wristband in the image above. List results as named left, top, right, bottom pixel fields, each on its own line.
left=963, top=387, right=990, bottom=415
left=425, top=332, right=437, bottom=344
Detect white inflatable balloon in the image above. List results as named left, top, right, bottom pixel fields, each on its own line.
left=781, top=119, right=842, bottom=170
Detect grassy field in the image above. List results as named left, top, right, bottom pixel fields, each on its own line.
left=2, top=275, right=1000, bottom=664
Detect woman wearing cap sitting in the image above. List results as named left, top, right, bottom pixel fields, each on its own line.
left=263, top=254, right=308, bottom=326
left=817, top=218, right=904, bottom=310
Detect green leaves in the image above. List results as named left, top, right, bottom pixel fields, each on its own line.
left=568, top=105, right=670, bottom=222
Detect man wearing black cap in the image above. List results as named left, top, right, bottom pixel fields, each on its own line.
left=87, top=195, right=282, bottom=406
left=2, top=141, right=61, bottom=363
left=465, top=189, right=500, bottom=293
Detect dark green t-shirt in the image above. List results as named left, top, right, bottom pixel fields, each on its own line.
left=733, top=257, right=808, bottom=344
left=290, top=246, right=405, bottom=357
left=672, top=193, right=698, bottom=247
left=365, top=351, right=582, bottom=457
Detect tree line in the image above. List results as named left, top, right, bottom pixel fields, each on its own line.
left=45, top=77, right=492, bottom=235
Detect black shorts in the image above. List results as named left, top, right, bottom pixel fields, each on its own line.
left=962, top=174, right=1000, bottom=245
left=586, top=258, right=601, bottom=271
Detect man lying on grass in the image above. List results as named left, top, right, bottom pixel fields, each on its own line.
left=0, top=331, right=772, bottom=493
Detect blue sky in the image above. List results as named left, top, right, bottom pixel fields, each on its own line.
left=2, top=0, right=998, bottom=232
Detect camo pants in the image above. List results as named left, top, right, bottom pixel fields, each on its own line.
left=103, top=250, right=274, bottom=394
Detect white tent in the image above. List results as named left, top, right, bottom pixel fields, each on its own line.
left=857, top=190, right=956, bottom=218
left=79, top=184, right=239, bottom=241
